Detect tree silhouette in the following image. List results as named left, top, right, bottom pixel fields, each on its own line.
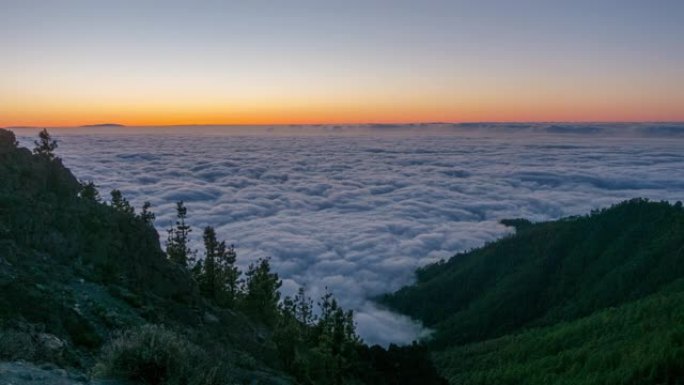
left=243, top=258, right=281, bottom=324
left=33, top=129, right=58, bottom=160
left=140, top=202, right=156, bottom=226
left=198, top=226, right=240, bottom=305
left=79, top=181, right=101, bottom=202
left=110, top=189, right=134, bottom=214
left=166, top=201, right=193, bottom=267
left=200, top=226, right=219, bottom=297
left=220, top=243, right=240, bottom=305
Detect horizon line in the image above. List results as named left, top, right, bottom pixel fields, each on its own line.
left=4, top=120, right=684, bottom=129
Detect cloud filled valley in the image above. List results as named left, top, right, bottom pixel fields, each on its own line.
left=14, top=124, right=684, bottom=345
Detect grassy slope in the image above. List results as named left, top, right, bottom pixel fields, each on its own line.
left=381, top=198, right=684, bottom=384
left=436, top=280, right=684, bottom=385
left=383, top=199, right=684, bottom=346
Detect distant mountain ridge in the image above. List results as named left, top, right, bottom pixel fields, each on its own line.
left=80, top=123, right=126, bottom=127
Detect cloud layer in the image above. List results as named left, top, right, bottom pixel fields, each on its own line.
left=14, top=124, right=684, bottom=345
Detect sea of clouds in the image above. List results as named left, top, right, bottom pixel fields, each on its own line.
left=12, top=123, right=684, bottom=345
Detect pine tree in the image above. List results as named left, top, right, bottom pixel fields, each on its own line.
left=276, top=287, right=316, bottom=376
left=198, top=226, right=241, bottom=305
left=318, top=291, right=358, bottom=348
left=139, top=201, right=156, bottom=226
left=218, top=243, right=240, bottom=305
left=291, top=287, right=316, bottom=326
left=313, top=290, right=361, bottom=385
left=79, top=180, right=101, bottom=202
left=242, top=258, right=281, bottom=324
left=201, top=226, right=219, bottom=297
left=166, top=201, right=193, bottom=267
left=33, top=129, right=58, bottom=160
left=110, top=189, right=134, bottom=214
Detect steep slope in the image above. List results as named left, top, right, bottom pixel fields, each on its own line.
left=382, top=198, right=684, bottom=383
left=433, top=279, right=684, bottom=384
left=383, top=199, right=684, bottom=346
left=0, top=129, right=287, bottom=382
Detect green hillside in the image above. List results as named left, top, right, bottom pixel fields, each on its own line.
left=0, top=128, right=446, bottom=385
left=382, top=198, right=684, bottom=384
left=0, top=129, right=287, bottom=383
left=436, top=279, right=684, bottom=385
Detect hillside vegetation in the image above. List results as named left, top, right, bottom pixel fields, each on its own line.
left=0, top=128, right=446, bottom=385
left=382, top=197, right=684, bottom=384
left=435, top=280, right=684, bottom=385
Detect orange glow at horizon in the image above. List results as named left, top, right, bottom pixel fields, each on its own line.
left=3, top=62, right=683, bottom=127
left=3, top=89, right=683, bottom=127
left=3, top=104, right=683, bottom=128
left=2, top=61, right=683, bottom=127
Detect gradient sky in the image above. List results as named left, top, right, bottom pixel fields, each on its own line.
left=1, top=0, right=683, bottom=126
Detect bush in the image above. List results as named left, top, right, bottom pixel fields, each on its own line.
left=0, top=329, right=36, bottom=361
left=0, top=328, right=69, bottom=365
left=93, top=324, right=229, bottom=385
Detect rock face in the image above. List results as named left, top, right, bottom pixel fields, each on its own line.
left=37, top=333, right=66, bottom=354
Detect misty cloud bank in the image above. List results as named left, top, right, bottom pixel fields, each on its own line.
left=14, top=123, right=684, bottom=345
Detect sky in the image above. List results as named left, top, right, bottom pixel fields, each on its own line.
left=1, top=0, right=683, bottom=126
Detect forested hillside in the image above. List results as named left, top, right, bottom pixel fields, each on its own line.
left=382, top=197, right=684, bottom=384
left=0, top=128, right=445, bottom=385
left=434, top=280, right=684, bottom=384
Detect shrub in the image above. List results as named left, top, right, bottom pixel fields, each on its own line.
left=93, top=324, right=229, bottom=385
left=0, top=329, right=68, bottom=365
left=0, top=329, right=36, bottom=361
